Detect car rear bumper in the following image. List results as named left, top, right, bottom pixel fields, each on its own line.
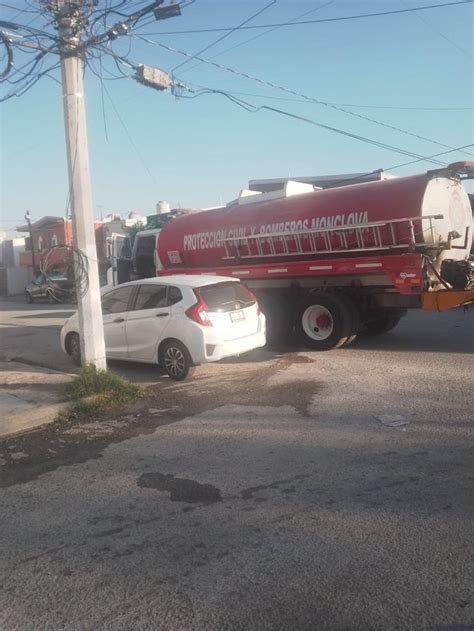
left=205, top=330, right=267, bottom=361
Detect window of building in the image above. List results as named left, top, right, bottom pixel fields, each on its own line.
left=37, top=236, right=44, bottom=251
left=51, top=234, right=58, bottom=247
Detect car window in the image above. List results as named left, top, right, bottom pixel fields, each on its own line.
left=102, top=286, right=134, bottom=314
left=168, top=286, right=183, bottom=306
left=199, top=282, right=256, bottom=312
left=133, top=285, right=168, bottom=310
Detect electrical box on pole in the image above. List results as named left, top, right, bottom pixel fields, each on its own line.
left=135, top=64, right=172, bottom=91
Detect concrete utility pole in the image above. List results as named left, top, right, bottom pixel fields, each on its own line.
left=56, top=0, right=106, bottom=369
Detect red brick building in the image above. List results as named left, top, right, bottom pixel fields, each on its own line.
left=17, top=216, right=114, bottom=275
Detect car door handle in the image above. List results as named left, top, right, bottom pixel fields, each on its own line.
left=113, top=317, right=125, bottom=323
left=156, top=313, right=169, bottom=317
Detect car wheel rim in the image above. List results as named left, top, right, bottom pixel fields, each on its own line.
left=164, top=347, right=186, bottom=377
left=302, top=305, right=334, bottom=341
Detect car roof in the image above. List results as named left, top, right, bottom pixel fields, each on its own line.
left=105, top=274, right=239, bottom=291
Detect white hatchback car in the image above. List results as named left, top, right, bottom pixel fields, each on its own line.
left=60, top=275, right=266, bottom=380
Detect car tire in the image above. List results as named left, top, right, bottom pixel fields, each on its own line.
left=296, top=292, right=353, bottom=351
left=160, top=340, right=195, bottom=381
left=25, top=291, right=34, bottom=304
left=68, top=332, right=82, bottom=366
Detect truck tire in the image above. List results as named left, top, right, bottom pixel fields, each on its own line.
left=257, top=292, right=292, bottom=346
left=296, top=292, right=353, bottom=351
left=361, top=309, right=405, bottom=336
left=337, top=293, right=360, bottom=347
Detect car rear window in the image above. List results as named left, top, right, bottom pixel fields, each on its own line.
left=199, top=282, right=255, bottom=312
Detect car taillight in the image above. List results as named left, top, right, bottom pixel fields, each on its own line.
left=185, top=290, right=213, bottom=327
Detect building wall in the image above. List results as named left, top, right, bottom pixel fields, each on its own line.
left=0, top=266, right=32, bottom=296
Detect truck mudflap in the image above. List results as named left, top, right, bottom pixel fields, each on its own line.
left=422, top=288, right=474, bottom=311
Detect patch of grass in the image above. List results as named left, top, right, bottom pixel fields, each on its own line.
left=63, top=365, right=139, bottom=415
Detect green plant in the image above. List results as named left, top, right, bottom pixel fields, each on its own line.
left=63, top=365, right=139, bottom=415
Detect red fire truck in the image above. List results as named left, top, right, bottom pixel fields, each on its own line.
left=117, top=162, right=474, bottom=350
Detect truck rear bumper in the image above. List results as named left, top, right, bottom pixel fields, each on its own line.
left=422, top=288, right=474, bottom=311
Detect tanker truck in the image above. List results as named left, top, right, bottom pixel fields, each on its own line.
left=131, top=162, right=474, bottom=350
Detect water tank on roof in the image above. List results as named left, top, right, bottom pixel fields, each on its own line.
left=157, top=201, right=171, bottom=214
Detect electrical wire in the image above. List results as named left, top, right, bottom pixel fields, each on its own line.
left=173, top=86, right=448, bottom=165
left=399, top=0, right=473, bottom=59
left=177, top=0, right=336, bottom=76
left=171, top=0, right=277, bottom=73
left=40, top=245, right=89, bottom=299
left=137, top=37, right=472, bottom=156
left=320, top=143, right=474, bottom=189
left=186, top=85, right=474, bottom=111
left=86, top=61, right=159, bottom=188
left=140, top=0, right=474, bottom=35
left=0, top=30, right=13, bottom=79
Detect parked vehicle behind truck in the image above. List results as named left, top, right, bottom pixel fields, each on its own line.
left=110, top=162, right=474, bottom=350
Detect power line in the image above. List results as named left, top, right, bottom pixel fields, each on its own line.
left=178, top=0, right=336, bottom=77
left=400, top=0, right=473, bottom=59
left=173, top=87, right=448, bottom=166
left=171, top=0, right=277, bottom=73
left=96, top=72, right=159, bottom=188
left=321, top=143, right=474, bottom=189
left=140, top=0, right=474, bottom=35
left=137, top=37, right=472, bottom=156
left=188, top=86, right=474, bottom=111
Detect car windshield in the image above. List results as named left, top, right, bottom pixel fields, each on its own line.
left=199, top=281, right=256, bottom=313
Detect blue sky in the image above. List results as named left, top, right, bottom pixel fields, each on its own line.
left=1, top=0, right=473, bottom=236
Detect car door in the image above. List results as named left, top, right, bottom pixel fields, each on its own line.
left=125, top=284, right=175, bottom=362
left=101, top=286, right=135, bottom=358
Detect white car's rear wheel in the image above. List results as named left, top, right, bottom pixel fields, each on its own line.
left=161, top=341, right=195, bottom=381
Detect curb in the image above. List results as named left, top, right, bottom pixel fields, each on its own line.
left=0, top=402, right=72, bottom=439
left=0, top=354, right=77, bottom=376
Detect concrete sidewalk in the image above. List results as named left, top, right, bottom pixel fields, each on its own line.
left=0, top=361, right=73, bottom=438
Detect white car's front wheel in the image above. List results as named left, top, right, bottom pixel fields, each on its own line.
left=67, top=332, right=82, bottom=366
left=161, top=340, right=195, bottom=381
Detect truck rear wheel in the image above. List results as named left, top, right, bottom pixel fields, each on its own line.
left=257, top=292, right=292, bottom=347
left=337, top=293, right=360, bottom=347
left=361, top=309, right=405, bottom=336
left=296, top=292, right=353, bottom=351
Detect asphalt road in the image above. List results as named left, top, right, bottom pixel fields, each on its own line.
left=1, top=302, right=473, bottom=630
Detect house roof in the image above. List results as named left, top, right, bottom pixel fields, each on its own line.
left=16, top=216, right=67, bottom=232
